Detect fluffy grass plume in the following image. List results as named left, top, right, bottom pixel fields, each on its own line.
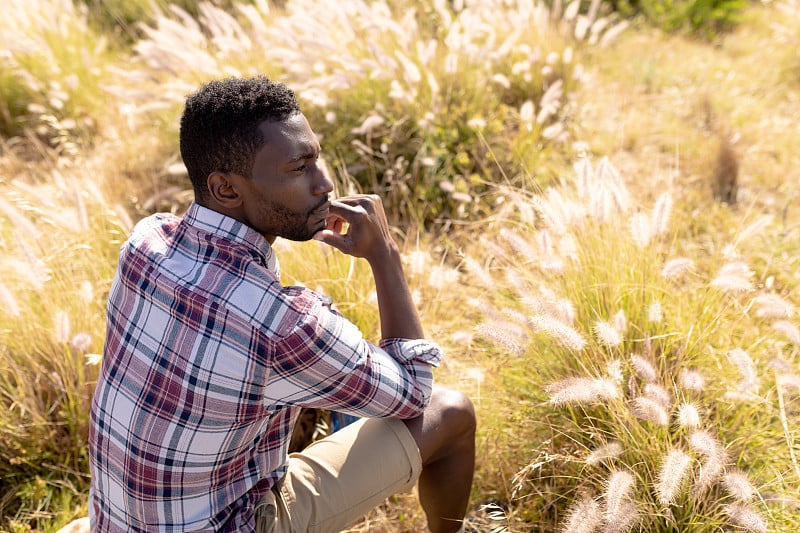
left=560, top=496, right=602, bottom=533
left=529, top=315, right=588, bottom=351
left=676, top=402, right=702, bottom=429
left=4, top=1, right=800, bottom=532
left=546, top=377, right=621, bottom=406
left=751, top=293, right=795, bottom=318
left=630, top=354, right=657, bottom=383
left=678, top=368, right=707, bottom=393
left=593, top=320, right=622, bottom=348
left=690, top=430, right=728, bottom=497
left=603, top=470, right=637, bottom=532
left=656, top=449, right=692, bottom=505
left=724, top=503, right=768, bottom=533
left=630, top=396, right=669, bottom=425
left=773, top=320, right=800, bottom=345
left=724, top=469, right=756, bottom=501
left=642, top=383, right=672, bottom=410
left=586, top=441, right=623, bottom=466
left=661, top=257, right=695, bottom=279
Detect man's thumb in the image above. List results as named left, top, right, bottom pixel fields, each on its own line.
left=313, top=229, right=347, bottom=251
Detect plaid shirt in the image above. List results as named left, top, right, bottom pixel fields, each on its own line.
left=89, top=202, right=441, bottom=532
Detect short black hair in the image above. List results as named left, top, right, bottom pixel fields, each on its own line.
left=179, top=76, right=301, bottom=202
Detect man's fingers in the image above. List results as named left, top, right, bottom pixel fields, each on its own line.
left=314, top=195, right=387, bottom=260
left=327, top=199, right=369, bottom=222
left=313, top=229, right=352, bottom=253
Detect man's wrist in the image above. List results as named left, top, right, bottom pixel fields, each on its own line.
left=366, top=240, right=401, bottom=268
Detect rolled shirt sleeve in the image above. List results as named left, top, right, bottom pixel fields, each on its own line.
left=263, top=288, right=442, bottom=419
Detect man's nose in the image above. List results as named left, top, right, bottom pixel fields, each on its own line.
left=313, top=164, right=335, bottom=195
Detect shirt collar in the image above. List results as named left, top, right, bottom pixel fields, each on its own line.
left=184, top=202, right=280, bottom=277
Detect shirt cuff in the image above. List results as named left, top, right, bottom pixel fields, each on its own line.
left=379, top=338, right=442, bottom=367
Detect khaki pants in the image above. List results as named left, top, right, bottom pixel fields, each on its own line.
left=255, top=417, right=422, bottom=533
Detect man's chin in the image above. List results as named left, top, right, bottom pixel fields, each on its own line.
left=280, top=228, right=323, bottom=243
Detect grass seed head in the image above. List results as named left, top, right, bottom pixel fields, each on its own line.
left=594, top=320, right=622, bottom=348
left=475, top=320, right=528, bottom=356
left=776, top=373, right=800, bottom=392
left=647, top=301, right=663, bottom=323
left=612, top=310, right=627, bottom=336
left=711, top=273, right=754, bottom=292
left=677, top=402, right=702, bottom=429
left=529, top=315, right=587, bottom=351
left=724, top=503, right=767, bottom=533
left=629, top=212, right=652, bottom=248
left=0, top=280, right=21, bottom=317
left=661, top=257, right=695, bottom=279
left=656, top=449, right=692, bottom=505
left=70, top=332, right=92, bottom=353
left=631, top=396, right=669, bottom=425
left=631, top=354, right=658, bottom=383
left=727, top=348, right=759, bottom=394
left=752, top=293, right=794, bottom=318
left=772, top=320, right=800, bottom=344
left=561, top=496, right=602, bottom=533
left=546, top=377, right=620, bottom=406
left=723, top=469, right=756, bottom=501
left=689, top=430, right=724, bottom=458
left=643, top=383, right=672, bottom=410
left=651, top=192, right=673, bottom=236
left=604, top=470, right=637, bottom=533
left=586, top=441, right=624, bottom=466
left=679, top=369, right=706, bottom=393
left=53, top=309, right=71, bottom=344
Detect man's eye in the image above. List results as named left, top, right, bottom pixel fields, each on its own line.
left=293, top=164, right=306, bottom=173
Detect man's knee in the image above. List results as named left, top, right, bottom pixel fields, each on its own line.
left=429, top=386, right=476, bottom=438
left=403, top=386, right=476, bottom=463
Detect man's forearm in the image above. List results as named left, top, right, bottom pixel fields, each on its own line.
left=369, top=246, right=425, bottom=341
left=315, top=195, right=426, bottom=341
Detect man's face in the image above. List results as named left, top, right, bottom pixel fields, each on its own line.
left=239, top=113, right=333, bottom=242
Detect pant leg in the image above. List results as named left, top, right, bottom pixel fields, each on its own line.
left=256, top=417, right=422, bottom=533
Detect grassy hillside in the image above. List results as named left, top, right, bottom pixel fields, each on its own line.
left=1, top=1, right=798, bottom=531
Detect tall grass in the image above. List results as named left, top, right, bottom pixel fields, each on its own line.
left=1, top=1, right=800, bottom=532
left=0, top=146, right=129, bottom=530
left=107, top=0, right=628, bottom=228
left=470, top=158, right=800, bottom=531
left=0, top=0, right=117, bottom=146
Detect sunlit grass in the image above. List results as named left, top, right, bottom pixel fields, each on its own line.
left=1, top=1, right=799, bottom=532
left=0, top=0, right=120, bottom=146
left=0, top=160, right=128, bottom=530
left=468, top=158, right=800, bottom=531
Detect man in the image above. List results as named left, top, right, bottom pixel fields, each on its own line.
left=89, top=76, right=476, bottom=533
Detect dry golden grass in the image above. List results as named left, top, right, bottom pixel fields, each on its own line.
left=576, top=3, right=800, bottom=220
left=2, top=1, right=800, bottom=532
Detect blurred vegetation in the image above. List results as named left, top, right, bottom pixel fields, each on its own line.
left=79, top=0, right=257, bottom=42
left=609, top=0, right=748, bottom=36
left=1, top=0, right=799, bottom=532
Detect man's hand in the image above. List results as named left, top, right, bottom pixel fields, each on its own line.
left=313, top=195, right=397, bottom=265
left=313, top=194, right=424, bottom=341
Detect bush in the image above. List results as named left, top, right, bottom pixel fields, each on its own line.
left=610, top=0, right=748, bottom=37
left=78, top=0, right=258, bottom=44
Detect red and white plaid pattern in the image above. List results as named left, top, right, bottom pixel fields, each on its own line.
left=89, top=202, right=440, bottom=532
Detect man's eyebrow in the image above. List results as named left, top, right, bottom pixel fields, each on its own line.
left=286, top=145, right=320, bottom=163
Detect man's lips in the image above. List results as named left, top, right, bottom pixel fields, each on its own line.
left=310, top=201, right=330, bottom=222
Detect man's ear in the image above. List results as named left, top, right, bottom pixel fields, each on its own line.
left=207, top=171, right=243, bottom=208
